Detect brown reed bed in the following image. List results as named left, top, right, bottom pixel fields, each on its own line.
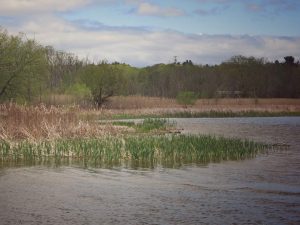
left=93, top=96, right=299, bottom=119
left=105, top=96, right=300, bottom=111
left=0, top=103, right=125, bottom=142
left=0, top=103, right=273, bottom=168
left=1, top=96, right=299, bottom=140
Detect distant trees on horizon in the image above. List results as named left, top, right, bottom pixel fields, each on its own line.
left=1, top=28, right=299, bottom=107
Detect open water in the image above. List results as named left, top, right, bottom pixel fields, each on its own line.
left=0, top=117, right=299, bottom=224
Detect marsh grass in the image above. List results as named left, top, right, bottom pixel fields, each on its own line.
left=0, top=135, right=269, bottom=168
left=135, top=118, right=168, bottom=132
left=96, top=96, right=300, bottom=119
left=0, top=103, right=121, bottom=141
left=160, top=110, right=300, bottom=118
left=112, top=121, right=135, bottom=127
left=0, top=103, right=276, bottom=169
left=109, top=110, right=300, bottom=120
left=105, top=96, right=300, bottom=110
left=111, top=118, right=169, bottom=133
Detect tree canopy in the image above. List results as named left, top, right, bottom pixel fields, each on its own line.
left=0, top=28, right=299, bottom=106
left=0, top=29, right=48, bottom=102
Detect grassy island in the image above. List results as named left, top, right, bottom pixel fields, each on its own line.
left=0, top=103, right=272, bottom=168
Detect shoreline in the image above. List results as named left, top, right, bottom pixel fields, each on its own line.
left=105, top=110, right=300, bottom=119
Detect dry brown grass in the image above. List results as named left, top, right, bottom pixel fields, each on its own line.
left=105, top=96, right=300, bottom=112
left=1, top=97, right=299, bottom=141
left=38, top=94, right=92, bottom=108
left=106, top=96, right=180, bottom=109
left=0, top=103, right=123, bottom=142
left=35, top=94, right=300, bottom=112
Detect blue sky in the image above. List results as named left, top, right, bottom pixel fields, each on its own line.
left=0, top=0, right=300, bottom=66
left=63, top=0, right=300, bottom=36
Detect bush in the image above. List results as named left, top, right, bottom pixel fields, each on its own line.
left=176, top=91, right=198, bottom=106
left=65, top=83, right=91, bottom=99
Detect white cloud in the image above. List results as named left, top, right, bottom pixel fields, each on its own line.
left=134, top=2, right=185, bottom=17
left=3, top=16, right=300, bottom=66
left=193, top=0, right=300, bottom=15
left=0, top=0, right=92, bottom=15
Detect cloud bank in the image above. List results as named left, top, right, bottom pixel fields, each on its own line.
left=2, top=15, right=299, bottom=67
left=130, top=2, right=185, bottom=17
left=0, top=0, right=92, bottom=15
left=194, top=0, right=300, bottom=16
left=0, top=0, right=299, bottom=66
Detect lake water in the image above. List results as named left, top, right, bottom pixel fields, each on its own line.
left=0, top=117, right=300, bottom=225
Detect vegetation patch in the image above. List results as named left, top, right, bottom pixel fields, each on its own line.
left=136, top=118, right=168, bottom=132
left=112, top=121, right=136, bottom=127
left=176, top=91, right=198, bottom=106
left=0, top=135, right=269, bottom=168
left=1, top=28, right=299, bottom=107
left=110, top=110, right=300, bottom=120
left=0, top=104, right=275, bottom=169
left=111, top=118, right=169, bottom=133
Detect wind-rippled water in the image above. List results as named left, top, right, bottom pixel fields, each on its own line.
left=0, top=117, right=300, bottom=225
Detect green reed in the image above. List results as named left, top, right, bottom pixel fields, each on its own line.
left=112, top=118, right=168, bottom=132
left=0, top=134, right=269, bottom=168
left=110, top=110, right=300, bottom=120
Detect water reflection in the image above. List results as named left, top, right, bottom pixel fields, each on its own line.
left=1, top=153, right=263, bottom=170
left=0, top=157, right=207, bottom=170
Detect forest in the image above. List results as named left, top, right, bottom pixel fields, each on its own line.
left=1, top=28, right=299, bottom=108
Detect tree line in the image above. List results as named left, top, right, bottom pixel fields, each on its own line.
left=1, top=28, right=299, bottom=107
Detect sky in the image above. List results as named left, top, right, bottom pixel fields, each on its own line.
left=0, top=0, right=300, bottom=66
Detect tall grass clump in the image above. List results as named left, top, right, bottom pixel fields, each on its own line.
left=176, top=91, right=198, bottom=106
left=0, top=103, right=122, bottom=141
left=112, top=118, right=169, bottom=132
left=0, top=135, right=269, bottom=168
left=136, top=118, right=168, bottom=132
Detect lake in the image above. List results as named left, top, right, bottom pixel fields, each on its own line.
left=0, top=117, right=299, bottom=225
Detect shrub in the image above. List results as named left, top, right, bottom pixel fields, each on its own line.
left=176, top=91, right=198, bottom=106
left=65, top=83, right=91, bottom=99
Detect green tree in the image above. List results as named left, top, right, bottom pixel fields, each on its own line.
left=0, top=29, right=48, bottom=102
left=79, top=61, right=122, bottom=108
left=176, top=91, right=198, bottom=106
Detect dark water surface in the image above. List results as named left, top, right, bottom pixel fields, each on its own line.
left=1, top=117, right=300, bottom=225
